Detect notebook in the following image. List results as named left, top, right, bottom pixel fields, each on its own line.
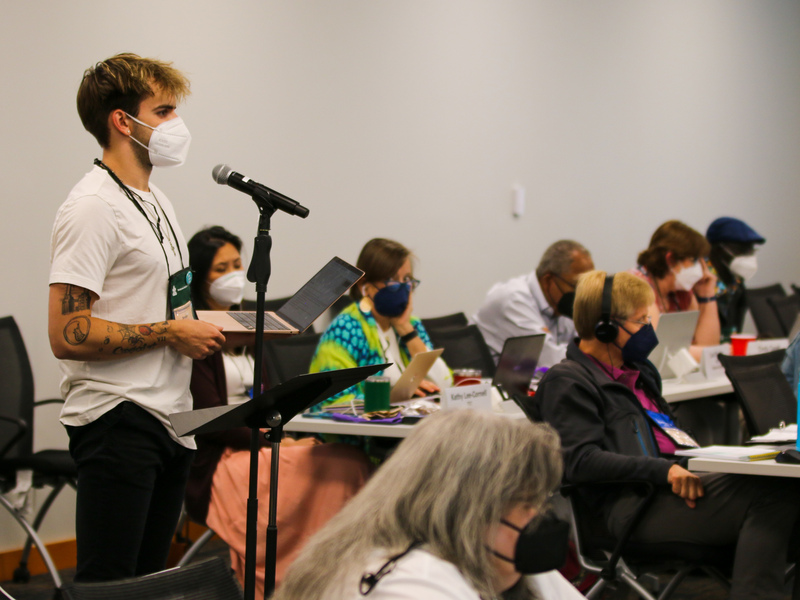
left=390, top=348, right=445, bottom=404
left=648, top=310, right=699, bottom=379
left=492, top=334, right=546, bottom=402
left=197, top=256, right=363, bottom=335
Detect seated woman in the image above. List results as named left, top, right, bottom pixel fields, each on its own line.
left=310, top=238, right=452, bottom=409
left=633, top=220, right=720, bottom=359
left=273, top=409, right=582, bottom=600
left=184, top=226, right=371, bottom=595
left=533, top=270, right=800, bottom=600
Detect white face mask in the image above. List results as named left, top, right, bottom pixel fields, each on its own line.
left=126, top=114, right=192, bottom=167
left=729, top=255, right=758, bottom=281
left=209, top=270, right=246, bottom=306
left=673, top=260, right=703, bottom=291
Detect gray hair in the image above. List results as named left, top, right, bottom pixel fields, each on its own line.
left=273, top=410, right=562, bottom=600
left=535, top=240, right=590, bottom=280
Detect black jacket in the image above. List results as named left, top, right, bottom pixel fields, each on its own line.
left=530, top=339, right=680, bottom=489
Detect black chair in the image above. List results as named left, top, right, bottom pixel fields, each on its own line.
left=745, top=284, right=787, bottom=339
left=717, top=350, right=795, bottom=437
left=0, top=316, right=77, bottom=590
left=61, top=556, right=242, bottom=600
left=420, top=312, right=468, bottom=333
left=262, top=333, right=322, bottom=387
left=563, top=480, right=732, bottom=600
left=427, top=324, right=496, bottom=378
left=328, top=294, right=354, bottom=319
left=768, top=294, right=800, bottom=338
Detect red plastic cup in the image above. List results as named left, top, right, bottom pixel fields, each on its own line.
left=730, top=334, right=756, bottom=356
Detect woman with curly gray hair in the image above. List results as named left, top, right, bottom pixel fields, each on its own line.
left=273, top=410, right=581, bottom=600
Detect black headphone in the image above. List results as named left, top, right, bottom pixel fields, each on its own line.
left=594, top=274, right=619, bottom=343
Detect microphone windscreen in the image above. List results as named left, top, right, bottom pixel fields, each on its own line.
left=212, top=164, right=232, bottom=185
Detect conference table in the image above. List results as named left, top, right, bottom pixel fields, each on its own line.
left=283, top=376, right=734, bottom=439
left=688, top=457, right=800, bottom=478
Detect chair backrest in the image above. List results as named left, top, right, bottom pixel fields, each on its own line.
left=427, top=324, right=496, bottom=378
left=767, top=294, right=800, bottom=338
left=61, top=556, right=242, bottom=600
left=745, top=284, right=787, bottom=339
left=263, top=333, right=323, bottom=387
left=420, top=312, right=469, bottom=333
left=0, top=316, right=34, bottom=460
left=718, top=350, right=795, bottom=436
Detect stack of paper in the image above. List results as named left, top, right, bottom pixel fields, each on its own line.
left=675, top=445, right=793, bottom=462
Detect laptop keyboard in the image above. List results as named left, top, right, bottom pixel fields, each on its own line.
left=228, top=312, right=290, bottom=331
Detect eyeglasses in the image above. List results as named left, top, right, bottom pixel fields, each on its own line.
left=553, top=274, right=578, bottom=290
left=383, top=277, right=421, bottom=291
left=624, top=315, right=652, bottom=327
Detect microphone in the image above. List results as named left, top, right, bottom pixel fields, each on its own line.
left=212, top=164, right=309, bottom=218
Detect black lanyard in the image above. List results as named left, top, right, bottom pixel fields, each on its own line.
left=93, top=159, right=185, bottom=274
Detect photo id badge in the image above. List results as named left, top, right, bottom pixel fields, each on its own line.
left=646, top=410, right=700, bottom=448
left=169, top=267, right=195, bottom=320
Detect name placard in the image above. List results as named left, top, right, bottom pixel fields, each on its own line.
left=701, top=343, right=730, bottom=379
left=440, top=382, right=493, bottom=412
left=747, top=338, right=789, bottom=355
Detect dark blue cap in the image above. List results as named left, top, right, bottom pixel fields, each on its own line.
left=706, top=217, right=765, bottom=245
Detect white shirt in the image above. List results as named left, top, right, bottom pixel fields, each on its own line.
left=473, top=272, right=575, bottom=369
left=355, top=548, right=584, bottom=599
left=49, top=166, right=194, bottom=447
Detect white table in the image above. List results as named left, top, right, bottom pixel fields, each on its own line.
left=661, top=376, right=733, bottom=403
left=689, top=457, right=800, bottom=478
left=284, top=415, right=416, bottom=438
left=284, top=401, right=526, bottom=438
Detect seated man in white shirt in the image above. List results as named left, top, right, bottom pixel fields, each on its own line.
left=473, top=240, right=593, bottom=368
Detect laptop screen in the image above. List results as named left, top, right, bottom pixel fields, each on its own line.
left=492, top=334, right=546, bottom=400
left=276, top=257, right=363, bottom=331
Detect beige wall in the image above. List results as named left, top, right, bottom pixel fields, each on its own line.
left=1, top=0, right=799, bottom=549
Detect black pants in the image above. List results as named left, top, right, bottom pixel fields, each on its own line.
left=67, top=402, right=194, bottom=582
left=607, top=473, right=800, bottom=600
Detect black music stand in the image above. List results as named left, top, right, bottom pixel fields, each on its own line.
left=170, top=364, right=387, bottom=599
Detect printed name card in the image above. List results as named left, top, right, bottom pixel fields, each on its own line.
left=701, top=344, right=730, bottom=379
left=440, top=382, right=493, bottom=412
left=747, top=338, right=789, bottom=355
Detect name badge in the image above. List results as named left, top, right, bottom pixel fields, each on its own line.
left=645, top=410, right=700, bottom=448
left=169, top=267, right=195, bottom=320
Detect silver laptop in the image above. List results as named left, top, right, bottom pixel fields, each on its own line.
left=390, top=348, right=444, bottom=404
left=649, top=310, right=699, bottom=378
left=197, top=257, right=363, bottom=335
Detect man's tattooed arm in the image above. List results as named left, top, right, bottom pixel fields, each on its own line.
left=49, top=283, right=223, bottom=361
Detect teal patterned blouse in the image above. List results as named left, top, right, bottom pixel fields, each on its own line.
left=309, top=302, right=435, bottom=409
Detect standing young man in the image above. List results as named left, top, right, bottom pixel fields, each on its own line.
left=48, top=53, right=226, bottom=582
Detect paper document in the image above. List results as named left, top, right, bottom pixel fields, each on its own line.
left=747, top=424, right=797, bottom=445
left=675, top=445, right=794, bottom=462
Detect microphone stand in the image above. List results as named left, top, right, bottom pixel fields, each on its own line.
left=244, top=191, right=275, bottom=600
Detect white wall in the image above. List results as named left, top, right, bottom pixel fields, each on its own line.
left=1, top=0, right=799, bottom=550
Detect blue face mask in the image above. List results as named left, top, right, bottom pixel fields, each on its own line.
left=617, top=322, right=659, bottom=364
left=372, top=282, right=411, bottom=318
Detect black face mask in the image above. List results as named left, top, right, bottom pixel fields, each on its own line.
left=556, top=291, right=576, bottom=319
left=491, top=512, right=570, bottom=575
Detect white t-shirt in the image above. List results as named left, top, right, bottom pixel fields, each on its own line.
left=473, top=272, right=576, bottom=369
left=356, top=548, right=584, bottom=600
left=49, top=165, right=195, bottom=448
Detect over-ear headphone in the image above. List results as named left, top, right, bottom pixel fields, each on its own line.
left=594, top=274, right=619, bottom=343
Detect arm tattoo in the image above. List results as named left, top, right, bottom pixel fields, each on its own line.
left=63, top=316, right=91, bottom=345
left=61, top=285, right=92, bottom=315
